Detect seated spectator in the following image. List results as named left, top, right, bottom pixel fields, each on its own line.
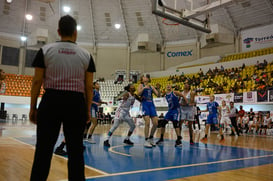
left=220, top=65, right=224, bottom=72
left=174, top=84, right=180, bottom=91
left=242, top=63, right=246, bottom=69
left=168, top=75, right=173, bottom=81
left=159, top=113, right=164, bottom=120
left=243, top=74, right=250, bottom=81
left=230, top=68, right=235, bottom=78
left=252, top=71, right=258, bottom=80
left=105, top=113, right=112, bottom=124
left=207, top=79, right=214, bottom=88
left=233, top=82, right=240, bottom=92
left=155, top=83, right=162, bottom=98
left=239, top=81, right=245, bottom=89
left=255, top=61, right=260, bottom=69
left=258, top=61, right=264, bottom=70
left=215, top=84, right=224, bottom=94
left=213, top=67, right=219, bottom=74
left=161, top=89, right=166, bottom=97
left=207, top=68, right=213, bottom=76
left=263, top=59, right=268, bottom=67
left=248, top=112, right=260, bottom=134
left=198, top=68, right=204, bottom=77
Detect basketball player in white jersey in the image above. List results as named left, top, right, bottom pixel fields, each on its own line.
left=180, top=82, right=196, bottom=145
left=219, top=100, right=237, bottom=140
left=104, top=84, right=141, bottom=147
left=240, top=112, right=249, bottom=133
left=248, top=112, right=260, bottom=134
left=260, top=112, right=272, bottom=135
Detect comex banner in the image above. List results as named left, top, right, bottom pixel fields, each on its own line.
left=166, top=50, right=193, bottom=57
left=241, top=24, right=273, bottom=52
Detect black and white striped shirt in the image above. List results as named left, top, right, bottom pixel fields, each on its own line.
left=32, top=41, right=96, bottom=93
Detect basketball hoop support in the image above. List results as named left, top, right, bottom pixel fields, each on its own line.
left=152, top=0, right=211, bottom=33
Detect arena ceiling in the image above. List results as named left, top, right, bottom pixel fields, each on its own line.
left=0, top=0, right=272, bottom=46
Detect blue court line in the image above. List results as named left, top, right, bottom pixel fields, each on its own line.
left=86, top=156, right=273, bottom=181
left=82, top=136, right=273, bottom=173
left=16, top=134, right=273, bottom=181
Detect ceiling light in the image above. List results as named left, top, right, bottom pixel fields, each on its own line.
left=25, top=14, right=33, bottom=21
left=6, top=0, right=13, bottom=3
left=21, top=36, right=27, bottom=41
left=114, top=24, right=121, bottom=29
left=77, top=25, right=82, bottom=31
left=63, top=6, right=71, bottom=13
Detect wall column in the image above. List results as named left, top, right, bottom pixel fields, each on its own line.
left=160, top=45, right=165, bottom=71
left=126, top=46, right=131, bottom=81
left=196, top=41, right=201, bottom=59
left=18, top=46, right=26, bottom=75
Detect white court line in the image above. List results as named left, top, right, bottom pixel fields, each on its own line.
left=108, top=143, right=215, bottom=157
left=86, top=154, right=273, bottom=179
left=108, top=144, right=142, bottom=157
left=189, top=146, right=215, bottom=151
left=9, top=137, right=35, bottom=148
left=10, top=137, right=108, bottom=175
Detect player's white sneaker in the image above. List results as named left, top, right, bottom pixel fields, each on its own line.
left=148, top=139, right=156, bottom=147
left=144, top=140, right=153, bottom=148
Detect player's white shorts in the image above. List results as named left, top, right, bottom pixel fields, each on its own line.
left=248, top=121, right=254, bottom=126
left=181, top=106, right=194, bottom=121
left=220, top=116, right=231, bottom=125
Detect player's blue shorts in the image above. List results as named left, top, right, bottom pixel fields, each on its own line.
left=142, top=101, right=157, bottom=117
left=165, top=109, right=180, bottom=122
left=206, top=114, right=218, bottom=124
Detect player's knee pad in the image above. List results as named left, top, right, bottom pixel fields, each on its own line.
left=130, top=124, right=136, bottom=132
left=158, top=119, right=167, bottom=128
left=173, top=121, right=180, bottom=128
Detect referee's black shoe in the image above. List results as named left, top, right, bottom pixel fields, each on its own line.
left=54, top=148, right=67, bottom=156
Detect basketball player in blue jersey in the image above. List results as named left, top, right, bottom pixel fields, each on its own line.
left=180, top=82, right=196, bottom=145
left=201, top=95, right=221, bottom=142
left=104, top=84, right=141, bottom=147
left=157, top=85, right=187, bottom=147
left=137, top=75, right=159, bottom=148
left=85, top=81, right=107, bottom=143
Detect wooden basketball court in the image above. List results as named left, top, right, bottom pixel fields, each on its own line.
left=0, top=121, right=272, bottom=181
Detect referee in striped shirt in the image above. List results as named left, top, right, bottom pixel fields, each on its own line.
left=29, top=15, right=96, bottom=181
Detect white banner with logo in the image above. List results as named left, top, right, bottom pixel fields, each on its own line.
left=214, top=93, right=234, bottom=105
left=243, top=91, right=256, bottom=103
left=196, top=94, right=234, bottom=104
left=195, top=96, right=210, bottom=104
left=153, top=98, right=168, bottom=107
left=241, top=24, right=273, bottom=52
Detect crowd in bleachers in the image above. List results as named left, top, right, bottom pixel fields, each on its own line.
left=150, top=59, right=273, bottom=97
